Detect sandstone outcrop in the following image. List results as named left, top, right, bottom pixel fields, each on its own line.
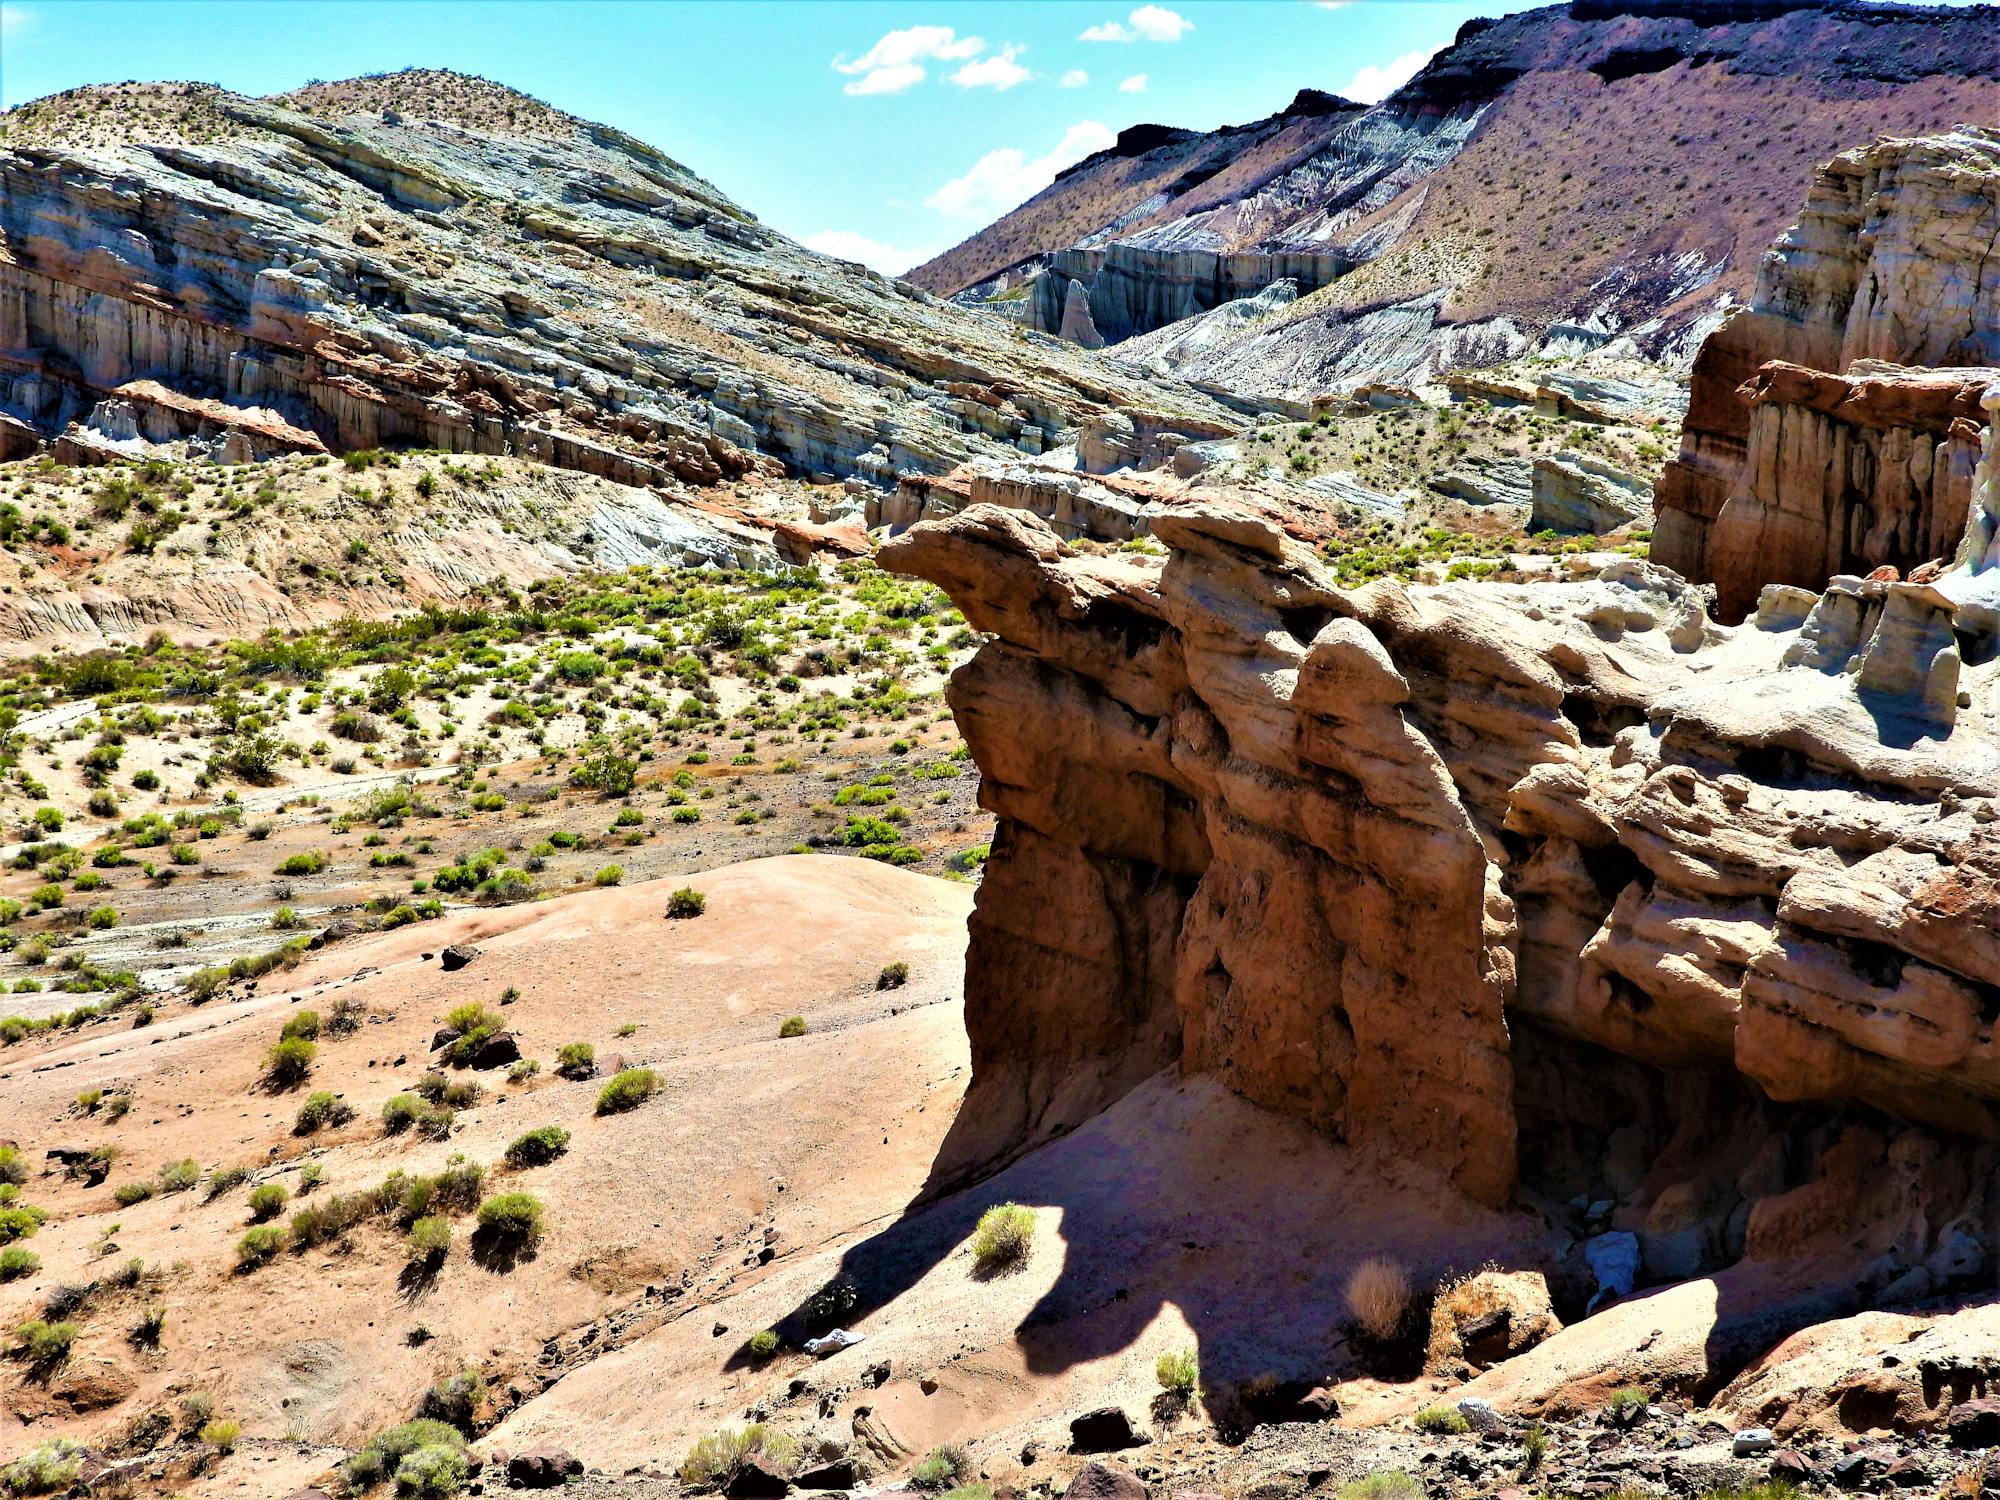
left=1656, top=129, right=2000, bottom=617
left=884, top=455, right=2000, bottom=1288
left=0, top=72, right=1230, bottom=492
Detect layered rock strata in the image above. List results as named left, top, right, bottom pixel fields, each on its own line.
left=1656, top=129, right=2000, bottom=616
left=0, top=74, right=1231, bottom=489
left=884, top=484, right=2000, bottom=1288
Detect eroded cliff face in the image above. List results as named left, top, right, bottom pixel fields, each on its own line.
left=1655, top=128, right=2000, bottom=617
left=885, top=488, right=2000, bottom=1289
left=0, top=74, right=1232, bottom=489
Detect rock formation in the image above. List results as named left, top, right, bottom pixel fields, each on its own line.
left=1656, top=128, right=2000, bottom=617
left=885, top=444, right=2000, bottom=1294
left=915, top=3, right=2000, bottom=395
left=0, top=73, right=1231, bottom=491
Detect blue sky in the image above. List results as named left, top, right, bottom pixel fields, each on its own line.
left=2, top=1, right=1534, bottom=273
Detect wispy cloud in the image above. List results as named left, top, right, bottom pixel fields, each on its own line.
left=1118, top=73, right=1149, bottom=93
left=1344, top=46, right=1435, bottom=103
left=950, top=44, right=1031, bottom=91
left=1060, top=69, right=1090, bottom=89
left=833, top=25, right=984, bottom=96
left=925, top=120, right=1116, bottom=221
left=0, top=3, right=34, bottom=41
left=801, top=228, right=940, bottom=276
left=1080, top=5, right=1192, bottom=43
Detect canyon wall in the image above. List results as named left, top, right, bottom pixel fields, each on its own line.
left=885, top=482, right=2000, bottom=1285
left=1655, top=128, right=2000, bottom=617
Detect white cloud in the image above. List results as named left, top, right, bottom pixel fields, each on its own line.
left=925, top=120, right=1117, bottom=222
left=1080, top=4, right=1191, bottom=42
left=1060, top=69, right=1090, bottom=89
left=0, top=3, right=32, bottom=39
left=1118, top=73, right=1149, bottom=93
left=950, top=44, right=1031, bottom=91
left=834, top=25, right=984, bottom=97
left=1344, top=46, right=1435, bottom=104
left=801, top=229, right=939, bottom=276
left=1312, top=1, right=1353, bottom=9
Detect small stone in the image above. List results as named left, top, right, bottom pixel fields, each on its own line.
left=1768, top=1450, right=1814, bottom=1485
left=506, top=1450, right=583, bottom=1489
left=1732, top=1429, right=1773, bottom=1457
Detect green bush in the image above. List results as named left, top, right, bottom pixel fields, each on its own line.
left=1605, top=1386, right=1648, bottom=1426
left=0, top=1247, right=39, bottom=1281
left=1335, top=1474, right=1424, bottom=1500
left=778, top=1014, right=808, bottom=1038
left=247, top=1183, right=288, bottom=1221
left=911, top=1443, right=968, bottom=1491
left=395, top=1442, right=469, bottom=1498
left=595, top=1066, right=658, bottom=1115
left=406, top=1215, right=451, bottom=1265
left=475, top=1191, right=544, bottom=1247
left=0, top=1147, right=22, bottom=1188
left=280, top=1009, right=320, bottom=1042
left=422, top=1368, right=487, bottom=1430
left=132, top=1303, right=168, bottom=1346
left=1155, top=1348, right=1198, bottom=1399
left=13, top=1318, right=77, bottom=1366
left=158, top=1157, right=200, bottom=1193
left=594, top=863, right=624, bottom=887
left=200, top=1418, right=241, bottom=1451
left=265, top=1035, right=317, bottom=1086
left=970, top=1203, right=1035, bottom=1271
left=666, top=886, right=706, bottom=918
left=1415, top=1405, right=1470, bottom=1434
left=877, top=961, right=909, bottom=990
left=678, top=1425, right=800, bottom=1492
left=276, top=850, right=329, bottom=876
left=503, top=1126, right=571, bottom=1169
left=1, top=1437, right=84, bottom=1495
left=748, top=1329, right=780, bottom=1360
left=0, top=1203, right=51, bottom=1243
left=114, top=1180, right=155, bottom=1207
left=295, top=1090, right=354, bottom=1134
left=382, top=1093, right=423, bottom=1133
left=341, top=1420, right=467, bottom=1494
left=236, top=1224, right=285, bottom=1270
left=554, top=1041, right=595, bottom=1079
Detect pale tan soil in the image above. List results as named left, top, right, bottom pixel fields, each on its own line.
left=1, top=855, right=974, bottom=1475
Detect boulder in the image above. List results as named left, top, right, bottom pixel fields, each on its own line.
left=1949, top=1399, right=2000, bottom=1448
left=1069, top=1408, right=1148, bottom=1453
left=793, top=1457, right=860, bottom=1491
left=1427, top=1270, right=1562, bottom=1371
left=726, top=1454, right=793, bottom=1498
left=440, top=944, right=481, bottom=972
left=1064, top=1464, right=1148, bottom=1500
left=1768, top=1451, right=1815, bottom=1485
left=506, top=1449, right=584, bottom=1488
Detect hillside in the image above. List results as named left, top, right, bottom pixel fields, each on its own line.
left=912, top=0, right=2000, bottom=396
left=0, top=70, right=1234, bottom=499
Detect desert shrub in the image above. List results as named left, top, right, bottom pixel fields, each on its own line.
left=748, top=1329, right=780, bottom=1360
left=280, top=1009, right=320, bottom=1042
left=13, top=1318, right=77, bottom=1366
left=295, top=1090, right=354, bottom=1134
left=475, top=1191, right=543, bottom=1246
left=1520, top=1423, right=1547, bottom=1475
left=422, top=1368, right=487, bottom=1431
left=298, top=1162, right=325, bottom=1192
left=592, top=863, right=624, bottom=887
left=877, top=961, right=909, bottom=990
left=595, top=1066, right=658, bottom=1115
left=276, top=850, right=328, bottom=876
left=778, top=1014, right=808, bottom=1038
left=131, top=1303, right=168, bottom=1346
left=1605, top=1386, right=1648, bottom=1426
left=265, top=1035, right=317, bottom=1086
left=382, top=1093, right=423, bottom=1133
left=200, top=1418, right=241, bottom=1451
left=506, top=1058, right=540, bottom=1083
left=1415, top=1405, right=1470, bottom=1434
left=1336, top=1473, right=1424, bottom=1500
left=0, top=1247, right=39, bottom=1281
left=911, top=1443, right=968, bottom=1491
left=158, top=1157, right=200, bottom=1193
left=114, top=1180, right=155, bottom=1207
left=406, top=1215, right=451, bottom=1265
left=429, top=1156, right=486, bottom=1213
left=1345, top=1256, right=1412, bottom=1342
left=290, top=1192, right=367, bottom=1248
left=970, top=1203, right=1034, bottom=1271
left=204, top=1165, right=251, bottom=1200
left=235, top=1225, right=285, bottom=1269
left=665, top=886, right=706, bottom=918
left=554, top=1041, right=595, bottom=1078
left=1156, top=1348, right=1198, bottom=1399
left=247, top=1182, right=288, bottom=1221
left=1, top=1437, right=84, bottom=1495
left=0, top=1147, right=22, bottom=1187
left=503, top=1126, right=570, bottom=1169
left=678, top=1424, right=800, bottom=1492
left=0, top=1202, right=48, bottom=1244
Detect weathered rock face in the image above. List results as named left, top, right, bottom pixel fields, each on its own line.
left=919, top=5, right=2000, bottom=394
left=1656, top=129, right=2000, bottom=617
left=0, top=73, right=1231, bottom=489
left=885, top=486, right=2000, bottom=1282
